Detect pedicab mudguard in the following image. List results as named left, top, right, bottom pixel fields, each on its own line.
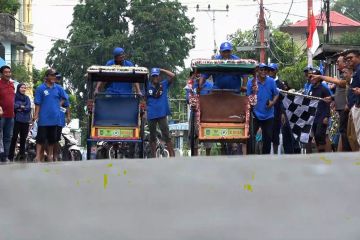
left=90, top=126, right=140, bottom=140
left=198, top=91, right=250, bottom=141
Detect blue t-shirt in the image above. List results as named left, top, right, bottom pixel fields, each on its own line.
left=304, top=82, right=332, bottom=95
left=35, top=83, right=67, bottom=126
left=348, top=64, right=360, bottom=108
left=147, top=79, right=171, bottom=120
left=105, top=59, right=134, bottom=94
left=246, top=76, right=279, bottom=120
left=202, top=54, right=243, bottom=91
left=58, top=92, right=70, bottom=127
left=185, top=80, right=213, bottom=102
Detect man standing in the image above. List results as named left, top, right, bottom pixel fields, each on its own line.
left=199, top=42, right=247, bottom=92
left=34, top=69, right=68, bottom=162
left=0, top=65, right=15, bottom=162
left=267, top=63, right=295, bottom=154
left=95, top=47, right=141, bottom=94
left=147, top=68, right=175, bottom=158
left=247, top=63, right=279, bottom=154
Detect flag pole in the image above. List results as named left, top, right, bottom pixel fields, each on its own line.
left=307, top=0, right=313, bottom=67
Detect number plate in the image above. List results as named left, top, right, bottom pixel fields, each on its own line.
left=203, top=128, right=244, bottom=137
left=97, top=128, right=134, bottom=138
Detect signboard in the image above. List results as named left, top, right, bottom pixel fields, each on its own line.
left=97, top=128, right=135, bottom=138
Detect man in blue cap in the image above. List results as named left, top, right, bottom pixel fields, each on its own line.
left=199, top=41, right=247, bottom=92
left=95, top=47, right=141, bottom=95
left=268, top=63, right=300, bottom=154
left=146, top=67, right=175, bottom=158
left=247, top=63, right=279, bottom=154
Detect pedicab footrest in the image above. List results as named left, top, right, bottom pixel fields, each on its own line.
left=199, top=123, right=248, bottom=140
left=91, top=127, right=140, bottom=139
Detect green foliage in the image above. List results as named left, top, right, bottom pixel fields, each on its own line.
left=332, top=0, right=360, bottom=22
left=332, top=29, right=360, bottom=45
left=46, top=0, right=195, bottom=134
left=228, top=29, right=257, bottom=59
left=0, top=0, right=21, bottom=15
left=278, top=57, right=308, bottom=90
left=128, top=0, right=195, bottom=70
left=11, top=63, right=30, bottom=84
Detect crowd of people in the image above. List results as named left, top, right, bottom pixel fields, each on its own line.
left=1, top=44, right=359, bottom=161
left=0, top=66, right=70, bottom=162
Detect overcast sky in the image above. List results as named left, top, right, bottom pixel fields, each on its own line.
left=32, top=0, right=322, bottom=68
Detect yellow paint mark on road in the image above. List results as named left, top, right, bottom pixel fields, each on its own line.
left=251, top=172, right=256, bottom=180
left=123, top=170, right=127, bottom=176
left=107, top=163, right=113, bottom=168
left=320, top=156, right=332, bottom=165
left=354, top=162, right=360, bottom=166
left=104, top=174, right=108, bottom=189
left=43, top=168, right=50, bottom=173
left=76, top=180, right=80, bottom=186
left=244, top=184, right=253, bottom=192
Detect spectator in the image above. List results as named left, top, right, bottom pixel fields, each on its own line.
left=33, top=68, right=68, bottom=162
left=0, top=65, right=15, bottom=162
left=310, top=56, right=351, bottom=151
left=8, top=83, right=31, bottom=161
left=147, top=68, right=175, bottom=158
left=308, top=73, right=331, bottom=152
left=267, top=63, right=295, bottom=154
left=246, top=63, right=279, bottom=154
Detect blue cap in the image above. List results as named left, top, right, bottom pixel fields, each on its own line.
left=303, top=66, right=313, bottom=72
left=268, top=63, right=278, bottom=71
left=113, top=47, right=125, bottom=56
left=258, top=63, right=268, bottom=68
left=312, top=67, right=322, bottom=75
left=220, top=42, right=232, bottom=52
left=151, top=68, right=160, bottom=76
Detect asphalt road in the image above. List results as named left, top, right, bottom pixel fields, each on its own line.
left=1, top=153, right=360, bottom=240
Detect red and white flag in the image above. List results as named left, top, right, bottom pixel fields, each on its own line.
left=307, top=11, right=320, bottom=54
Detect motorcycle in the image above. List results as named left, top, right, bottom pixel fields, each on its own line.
left=60, top=127, right=82, bottom=161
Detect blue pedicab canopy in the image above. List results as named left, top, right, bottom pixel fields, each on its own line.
left=191, top=58, right=258, bottom=74
left=87, top=65, right=149, bottom=83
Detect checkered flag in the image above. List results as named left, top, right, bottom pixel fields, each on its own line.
left=281, top=92, right=319, bottom=143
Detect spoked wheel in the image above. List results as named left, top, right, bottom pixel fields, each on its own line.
left=156, top=148, right=169, bottom=158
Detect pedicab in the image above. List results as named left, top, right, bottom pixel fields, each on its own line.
left=188, top=58, right=258, bottom=156
left=86, top=65, right=148, bottom=160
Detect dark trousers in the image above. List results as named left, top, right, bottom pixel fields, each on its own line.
left=338, top=110, right=351, bottom=151
left=253, top=117, right=274, bottom=154
left=9, top=121, right=29, bottom=160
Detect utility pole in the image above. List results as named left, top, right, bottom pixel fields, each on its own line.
left=258, top=0, right=266, bottom=63
left=325, top=0, right=330, bottom=43
left=196, top=4, right=229, bottom=55
left=307, top=0, right=313, bottom=67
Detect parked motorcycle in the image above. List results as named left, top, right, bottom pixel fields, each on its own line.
left=60, top=127, right=82, bottom=161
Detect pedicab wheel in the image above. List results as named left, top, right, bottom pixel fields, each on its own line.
left=189, top=110, right=197, bottom=156
left=138, top=116, right=145, bottom=159
left=247, top=111, right=255, bottom=154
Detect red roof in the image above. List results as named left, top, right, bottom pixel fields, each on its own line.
left=289, top=11, right=360, bottom=27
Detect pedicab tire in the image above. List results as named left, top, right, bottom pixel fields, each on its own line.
left=189, top=110, right=196, bottom=156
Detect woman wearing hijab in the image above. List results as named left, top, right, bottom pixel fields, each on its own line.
left=9, top=83, right=31, bottom=161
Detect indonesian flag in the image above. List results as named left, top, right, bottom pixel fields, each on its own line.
left=307, top=11, right=320, bottom=54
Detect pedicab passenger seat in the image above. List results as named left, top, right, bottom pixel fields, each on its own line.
left=199, top=91, right=248, bottom=123
left=94, top=94, right=139, bottom=127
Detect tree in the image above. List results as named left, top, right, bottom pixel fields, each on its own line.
left=46, top=0, right=195, bottom=133
left=11, top=63, right=31, bottom=84
left=332, top=0, right=360, bottom=22
left=332, top=29, right=360, bottom=45
left=128, top=0, right=195, bottom=70
left=228, top=29, right=257, bottom=59
left=0, top=0, right=20, bottom=15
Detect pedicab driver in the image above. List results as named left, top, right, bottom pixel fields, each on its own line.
left=147, top=68, right=175, bottom=158
left=94, top=47, right=141, bottom=95
left=199, top=42, right=248, bottom=92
